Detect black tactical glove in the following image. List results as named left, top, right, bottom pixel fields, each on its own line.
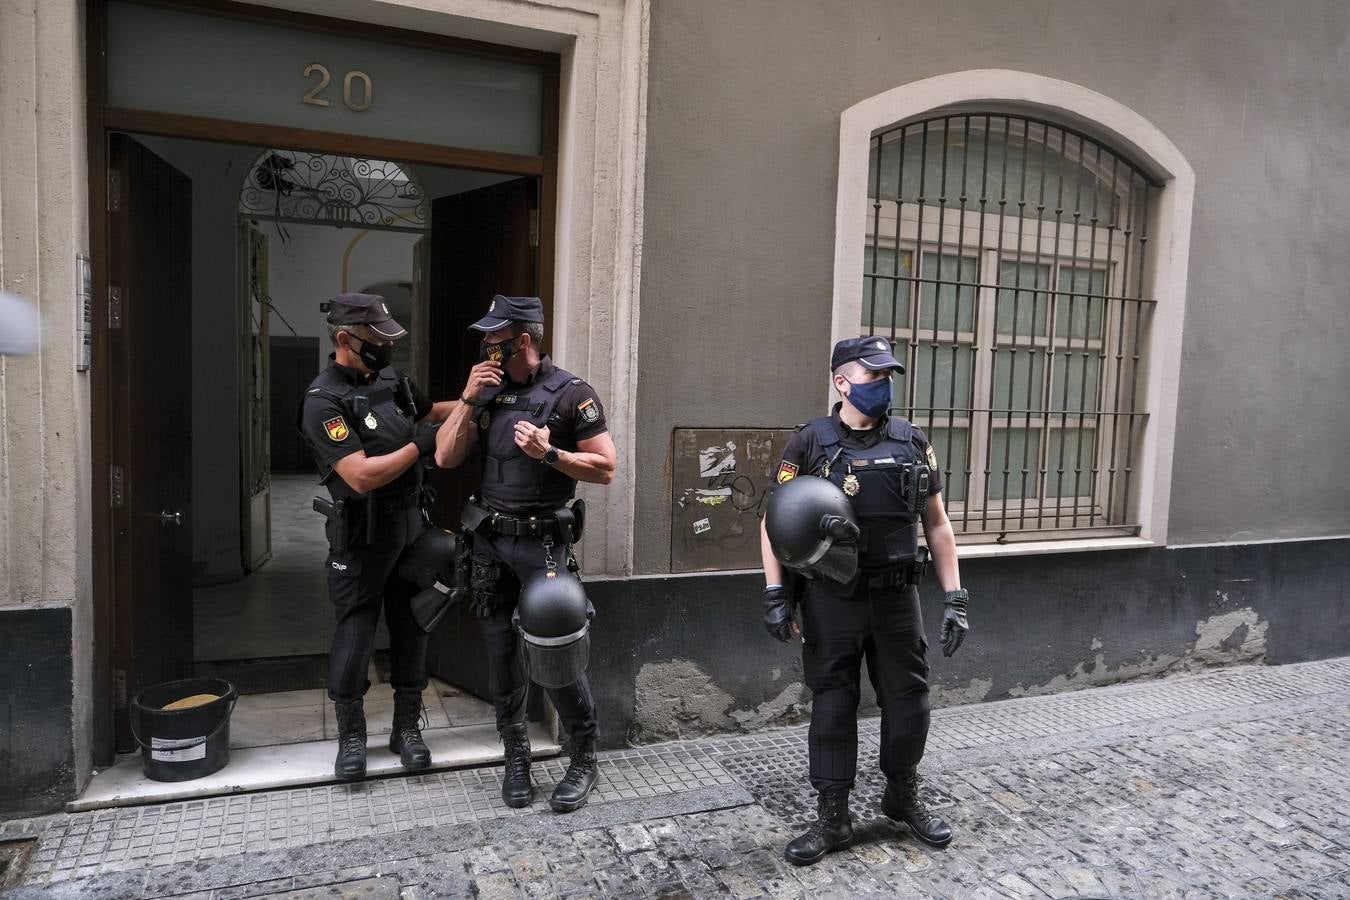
left=940, top=588, right=970, bottom=657
left=763, top=584, right=798, bottom=643
left=412, top=423, right=440, bottom=457
left=819, top=514, right=861, bottom=543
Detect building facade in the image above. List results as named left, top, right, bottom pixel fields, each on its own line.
left=1, top=0, right=1347, bottom=816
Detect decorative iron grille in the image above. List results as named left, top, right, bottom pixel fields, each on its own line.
left=238, top=151, right=428, bottom=232
left=863, top=114, right=1160, bottom=542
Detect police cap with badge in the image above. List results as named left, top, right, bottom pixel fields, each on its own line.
left=830, top=335, right=904, bottom=373
left=469, top=294, right=545, bottom=332
left=326, top=292, right=408, bottom=339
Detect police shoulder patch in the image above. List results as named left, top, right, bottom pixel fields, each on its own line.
left=323, top=416, right=349, bottom=442
left=925, top=443, right=939, bottom=471
left=578, top=397, right=599, bottom=424
left=478, top=411, right=491, bottom=430
left=777, top=461, right=798, bottom=484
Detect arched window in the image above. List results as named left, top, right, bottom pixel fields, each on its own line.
left=861, top=112, right=1159, bottom=543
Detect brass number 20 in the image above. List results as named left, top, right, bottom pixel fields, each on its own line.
left=303, top=64, right=373, bottom=112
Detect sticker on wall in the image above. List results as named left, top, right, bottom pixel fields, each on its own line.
left=693, top=517, right=712, bottom=535
left=698, top=441, right=737, bottom=478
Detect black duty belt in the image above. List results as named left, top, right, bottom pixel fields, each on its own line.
left=485, top=510, right=562, bottom=538
left=859, top=566, right=919, bottom=590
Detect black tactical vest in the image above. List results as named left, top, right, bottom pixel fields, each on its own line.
left=808, top=416, right=926, bottom=569
left=474, top=364, right=578, bottom=513
left=300, top=364, right=421, bottom=500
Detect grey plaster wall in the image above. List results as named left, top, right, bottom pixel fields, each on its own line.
left=634, top=0, right=1350, bottom=573
left=586, top=537, right=1350, bottom=750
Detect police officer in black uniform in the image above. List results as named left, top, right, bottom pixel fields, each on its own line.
left=434, top=295, right=616, bottom=813
left=299, top=293, right=454, bottom=781
left=760, top=336, right=971, bottom=866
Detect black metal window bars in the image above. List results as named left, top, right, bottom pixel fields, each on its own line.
left=863, top=114, right=1160, bottom=543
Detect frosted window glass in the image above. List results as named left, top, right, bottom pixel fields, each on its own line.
left=107, top=1, right=544, bottom=156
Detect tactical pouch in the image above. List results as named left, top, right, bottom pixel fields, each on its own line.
left=460, top=499, right=494, bottom=535
left=469, top=557, right=507, bottom=619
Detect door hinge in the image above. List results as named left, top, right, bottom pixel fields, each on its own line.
left=114, top=668, right=128, bottom=709
left=529, top=209, right=540, bottom=248
left=108, top=168, right=121, bottom=213
left=108, top=286, right=122, bottom=329
left=110, top=464, right=124, bottom=508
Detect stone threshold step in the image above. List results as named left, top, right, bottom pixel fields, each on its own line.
left=69, top=721, right=559, bottom=812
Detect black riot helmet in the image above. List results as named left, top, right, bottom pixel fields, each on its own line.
left=765, top=476, right=861, bottom=584
left=396, top=528, right=460, bottom=632
left=514, top=571, right=592, bottom=689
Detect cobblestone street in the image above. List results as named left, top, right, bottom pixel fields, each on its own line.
left=6, top=657, right=1350, bottom=899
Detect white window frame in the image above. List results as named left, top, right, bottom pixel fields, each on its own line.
left=833, top=71, right=1195, bottom=558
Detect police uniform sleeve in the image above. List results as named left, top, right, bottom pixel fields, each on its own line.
left=561, top=381, right=608, bottom=442
left=300, top=393, right=363, bottom=468
left=405, top=376, right=434, bottom=421
left=773, top=428, right=810, bottom=487
left=913, top=427, right=945, bottom=496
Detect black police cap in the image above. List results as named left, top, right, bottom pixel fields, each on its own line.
left=326, top=292, right=407, bottom=339
left=469, top=295, right=545, bottom=332
left=831, top=336, right=904, bottom=374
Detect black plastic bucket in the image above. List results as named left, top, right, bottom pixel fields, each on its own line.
left=130, top=677, right=237, bottom=782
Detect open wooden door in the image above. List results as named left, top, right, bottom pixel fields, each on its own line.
left=108, top=134, right=194, bottom=751
left=240, top=222, right=272, bottom=572
left=425, top=177, right=539, bottom=701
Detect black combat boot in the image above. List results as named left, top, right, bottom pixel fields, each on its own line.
left=784, top=788, right=853, bottom=866
left=389, top=689, right=431, bottom=770
left=549, top=739, right=600, bottom=813
left=333, top=698, right=367, bottom=781
left=499, top=724, right=535, bottom=808
left=882, top=769, right=953, bottom=847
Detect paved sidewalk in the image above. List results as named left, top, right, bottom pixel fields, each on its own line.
left=5, top=657, right=1350, bottom=898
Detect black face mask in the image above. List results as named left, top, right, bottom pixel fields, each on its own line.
left=351, top=337, right=393, bottom=372
left=480, top=337, right=520, bottom=364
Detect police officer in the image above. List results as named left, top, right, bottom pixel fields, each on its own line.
left=434, top=295, right=616, bottom=813
left=760, top=336, right=971, bottom=866
left=299, top=293, right=454, bottom=781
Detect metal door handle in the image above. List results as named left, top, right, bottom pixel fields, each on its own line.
left=158, top=510, right=183, bottom=526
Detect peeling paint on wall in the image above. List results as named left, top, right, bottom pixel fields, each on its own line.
left=930, top=677, right=994, bottom=708
left=1006, top=607, right=1270, bottom=698
left=631, top=658, right=809, bottom=741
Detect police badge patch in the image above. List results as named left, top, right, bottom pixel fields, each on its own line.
left=578, top=397, right=600, bottom=424
left=776, top=461, right=798, bottom=484
left=925, top=443, right=940, bottom=471
left=323, top=416, right=349, bottom=442
left=479, top=411, right=491, bottom=430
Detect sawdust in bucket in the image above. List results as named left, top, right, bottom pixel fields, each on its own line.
left=162, top=693, right=220, bottom=710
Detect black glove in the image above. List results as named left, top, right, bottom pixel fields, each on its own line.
left=412, top=423, right=440, bottom=457
left=940, top=588, right=970, bottom=657
left=819, top=514, right=860, bottom=543
left=763, top=584, right=797, bottom=643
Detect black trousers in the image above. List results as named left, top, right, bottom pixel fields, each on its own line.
left=801, top=580, right=930, bottom=791
left=324, top=505, right=430, bottom=702
left=472, top=531, right=599, bottom=744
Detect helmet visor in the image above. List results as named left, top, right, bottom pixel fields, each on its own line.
left=519, top=630, right=591, bottom=689
left=814, top=541, right=859, bottom=584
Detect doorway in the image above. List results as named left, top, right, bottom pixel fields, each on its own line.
left=87, top=0, right=563, bottom=799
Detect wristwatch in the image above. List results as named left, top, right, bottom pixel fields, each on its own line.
left=543, top=446, right=560, bottom=466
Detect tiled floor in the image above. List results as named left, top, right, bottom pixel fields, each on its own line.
left=227, top=678, right=496, bottom=750
left=194, top=474, right=357, bottom=662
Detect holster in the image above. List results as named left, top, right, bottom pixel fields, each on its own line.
left=313, top=496, right=350, bottom=551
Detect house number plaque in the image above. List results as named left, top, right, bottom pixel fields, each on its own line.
left=302, top=64, right=373, bottom=112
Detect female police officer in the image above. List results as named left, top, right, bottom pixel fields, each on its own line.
left=759, top=336, right=971, bottom=866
